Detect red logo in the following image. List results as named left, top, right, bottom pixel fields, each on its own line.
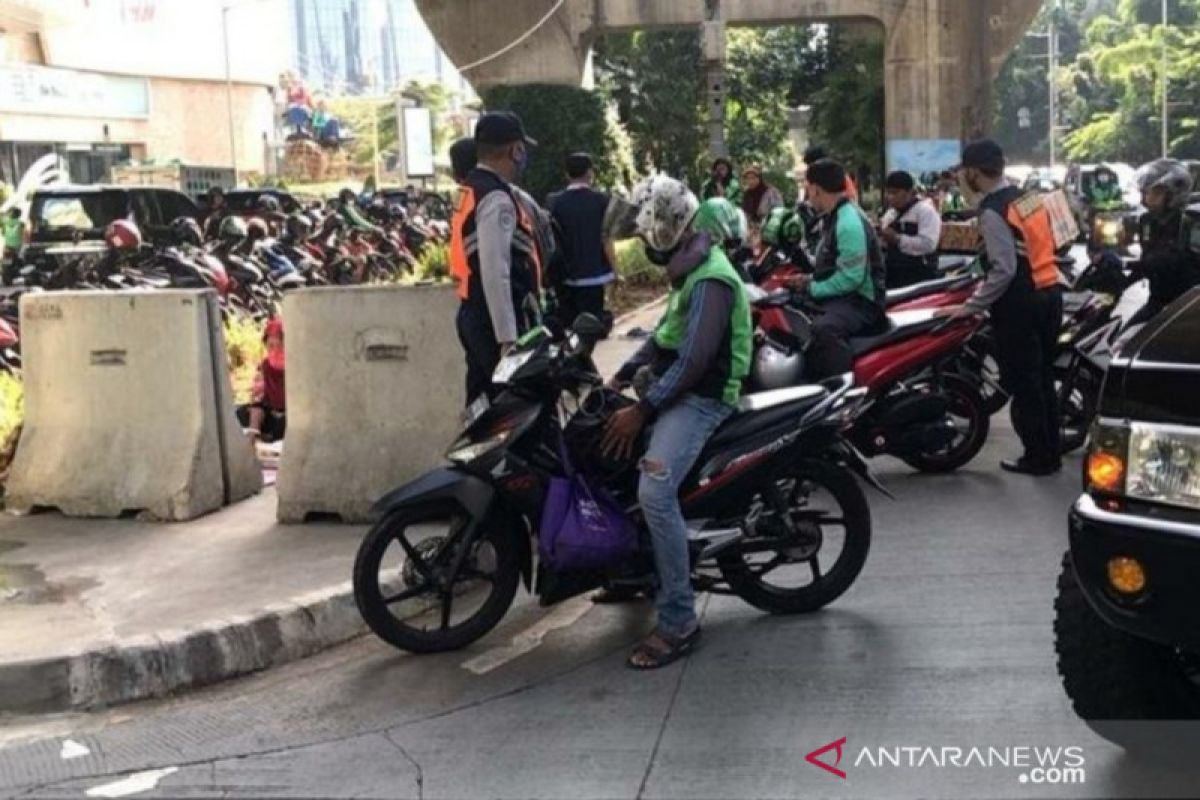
left=806, top=737, right=848, bottom=779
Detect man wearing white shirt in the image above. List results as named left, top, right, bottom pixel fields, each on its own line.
left=879, top=171, right=943, bottom=289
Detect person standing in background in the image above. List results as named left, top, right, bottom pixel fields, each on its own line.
left=740, top=164, right=784, bottom=228
left=702, top=158, right=742, bottom=205
left=546, top=152, right=617, bottom=328
left=879, top=171, right=942, bottom=289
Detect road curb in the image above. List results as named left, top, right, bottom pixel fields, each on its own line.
left=0, top=582, right=366, bottom=715
left=613, top=294, right=667, bottom=328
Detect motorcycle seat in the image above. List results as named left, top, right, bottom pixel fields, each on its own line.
left=938, top=254, right=974, bottom=273
left=886, top=274, right=975, bottom=306
left=850, top=311, right=946, bottom=357
left=707, top=387, right=829, bottom=451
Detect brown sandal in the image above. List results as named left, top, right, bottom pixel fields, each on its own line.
left=626, top=627, right=701, bottom=670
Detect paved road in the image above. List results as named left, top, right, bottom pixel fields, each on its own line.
left=2, top=413, right=1199, bottom=799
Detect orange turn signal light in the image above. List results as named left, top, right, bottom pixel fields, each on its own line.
left=1087, top=451, right=1125, bottom=492
left=1107, top=556, right=1146, bottom=595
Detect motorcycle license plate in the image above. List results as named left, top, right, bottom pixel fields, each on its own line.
left=463, top=394, right=490, bottom=427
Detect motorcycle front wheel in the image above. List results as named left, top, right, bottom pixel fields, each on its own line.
left=718, top=459, right=871, bottom=614
left=353, top=503, right=521, bottom=653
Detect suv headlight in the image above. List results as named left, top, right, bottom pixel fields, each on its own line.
left=1126, top=423, right=1200, bottom=510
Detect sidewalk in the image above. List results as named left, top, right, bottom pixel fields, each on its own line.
left=0, top=299, right=664, bottom=715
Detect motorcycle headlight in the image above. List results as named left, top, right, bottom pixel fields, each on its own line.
left=492, top=350, right=534, bottom=384
left=1126, top=423, right=1200, bottom=511
left=446, top=430, right=513, bottom=464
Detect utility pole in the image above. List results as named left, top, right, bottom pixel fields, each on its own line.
left=1048, top=0, right=1058, bottom=169
left=702, top=0, right=726, bottom=158
left=1161, top=0, right=1169, bottom=157
left=222, top=4, right=238, bottom=181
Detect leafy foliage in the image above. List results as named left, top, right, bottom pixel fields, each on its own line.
left=478, top=84, right=613, bottom=203
left=224, top=315, right=266, bottom=406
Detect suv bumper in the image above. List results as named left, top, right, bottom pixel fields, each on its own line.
left=1069, top=494, right=1200, bottom=652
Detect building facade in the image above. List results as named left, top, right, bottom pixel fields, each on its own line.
left=0, top=0, right=291, bottom=186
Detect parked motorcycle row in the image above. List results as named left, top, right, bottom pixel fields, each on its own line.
left=0, top=193, right=452, bottom=374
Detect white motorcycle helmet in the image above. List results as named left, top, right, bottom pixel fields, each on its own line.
left=630, top=175, right=700, bottom=261
left=751, top=338, right=805, bottom=392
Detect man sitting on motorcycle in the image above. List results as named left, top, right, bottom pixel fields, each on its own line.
left=785, top=160, right=887, bottom=378
left=601, top=176, right=752, bottom=670
left=1087, top=165, right=1124, bottom=212
left=1128, top=159, right=1198, bottom=327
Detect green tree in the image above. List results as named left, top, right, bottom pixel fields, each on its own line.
left=808, top=32, right=885, bottom=189
left=594, top=30, right=707, bottom=184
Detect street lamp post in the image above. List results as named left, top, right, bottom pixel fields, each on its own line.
left=222, top=4, right=237, bottom=181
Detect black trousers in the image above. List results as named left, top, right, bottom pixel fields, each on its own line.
left=456, top=302, right=501, bottom=407
left=885, top=254, right=937, bottom=289
left=806, top=296, right=886, bottom=379
left=993, top=288, right=1063, bottom=465
left=555, top=284, right=607, bottom=330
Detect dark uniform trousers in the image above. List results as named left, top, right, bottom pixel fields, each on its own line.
left=992, top=287, right=1064, bottom=465
left=456, top=301, right=502, bottom=406
left=807, top=295, right=886, bottom=379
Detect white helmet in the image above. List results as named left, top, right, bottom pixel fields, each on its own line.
left=630, top=175, right=700, bottom=253
left=751, top=339, right=805, bottom=391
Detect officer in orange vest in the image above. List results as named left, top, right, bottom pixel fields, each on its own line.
left=449, top=112, right=542, bottom=404
left=949, top=139, right=1064, bottom=475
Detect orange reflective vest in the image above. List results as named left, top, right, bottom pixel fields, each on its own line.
left=449, top=169, right=542, bottom=305
left=981, top=186, right=1059, bottom=294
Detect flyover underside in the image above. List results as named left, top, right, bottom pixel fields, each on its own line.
left=416, top=0, right=1042, bottom=148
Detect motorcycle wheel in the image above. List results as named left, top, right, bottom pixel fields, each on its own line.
left=899, top=374, right=990, bottom=474
left=353, top=503, right=521, bottom=654
left=717, top=459, right=870, bottom=614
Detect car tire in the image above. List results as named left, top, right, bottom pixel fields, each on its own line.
left=1054, top=552, right=1200, bottom=751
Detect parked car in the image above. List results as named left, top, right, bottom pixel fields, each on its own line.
left=24, top=185, right=199, bottom=270
left=1055, top=281, right=1200, bottom=753
left=220, top=188, right=301, bottom=215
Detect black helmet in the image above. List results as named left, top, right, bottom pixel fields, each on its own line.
left=387, top=203, right=407, bottom=223
left=219, top=215, right=248, bottom=243
left=338, top=188, right=357, bottom=204
left=246, top=218, right=270, bottom=241
left=170, top=216, right=203, bottom=246
left=285, top=213, right=312, bottom=240
left=257, top=194, right=282, bottom=213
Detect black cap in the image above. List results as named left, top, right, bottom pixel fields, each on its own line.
left=475, top=111, right=537, bottom=147
left=959, top=139, right=1006, bottom=171
left=803, top=145, right=828, bottom=166
left=885, top=170, right=916, bottom=191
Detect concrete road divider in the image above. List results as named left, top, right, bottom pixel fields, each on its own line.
left=277, top=285, right=462, bottom=522
left=5, top=290, right=261, bottom=520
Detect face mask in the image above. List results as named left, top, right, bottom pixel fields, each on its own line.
left=644, top=244, right=677, bottom=267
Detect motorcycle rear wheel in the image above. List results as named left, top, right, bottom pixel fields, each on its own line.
left=899, top=374, right=990, bottom=474
left=353, top=503, right=521, bottom=654
left=717, top=459, right=871, bottom=614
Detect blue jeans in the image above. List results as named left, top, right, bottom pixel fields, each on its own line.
left=638, top=394, right=733, bottom=637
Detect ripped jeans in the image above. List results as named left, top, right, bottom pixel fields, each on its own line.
left=638, top=394, right=733, bottom=637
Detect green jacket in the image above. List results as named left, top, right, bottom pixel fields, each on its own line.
left=810, top=199, right=884, bottom=305
left=702, top=176, right=743, bottom=206
left=654, top=245, right=753, bottom=406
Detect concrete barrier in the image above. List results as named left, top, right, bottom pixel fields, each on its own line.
left=5, top=290, right=261, bottom=520
left=276, top=285, right=462, bottom=522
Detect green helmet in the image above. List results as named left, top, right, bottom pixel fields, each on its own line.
left=761, top=206, right=802, bottom=247
left=692, top=197, right=744, bottom=244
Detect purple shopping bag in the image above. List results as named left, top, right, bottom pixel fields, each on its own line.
left=538, top=432, right=637, bottom=572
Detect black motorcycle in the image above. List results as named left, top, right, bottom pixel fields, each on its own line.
left=353, top=315, right=884, bottom=654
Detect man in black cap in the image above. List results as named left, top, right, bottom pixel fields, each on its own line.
left=947, top=139, right=1063, bottom=475
left=545, top=152, right=617, bottom=329
left=879, top=170, right=942, bottom=288
left=448, top=112, right=546, bottom=404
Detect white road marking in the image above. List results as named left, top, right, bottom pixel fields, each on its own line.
left=59, top=739, right=90, bottom=760
left=461, top=597, right=593, bottom=674
left=85, top=767, right=179, bottom=798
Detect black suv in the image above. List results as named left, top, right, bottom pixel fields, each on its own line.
left=25, top=185, right=198, bottom=255
left=1055, top=279, right=1200, bottom=750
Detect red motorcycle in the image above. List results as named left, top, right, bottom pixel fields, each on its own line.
left=749, top=289, right=990, bottom=473
left=0, top=303, right=20, bottom=374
